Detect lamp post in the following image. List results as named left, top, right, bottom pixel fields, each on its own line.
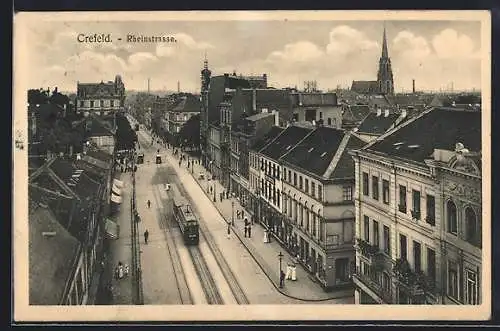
left=278, top=251, right=284, bottom=288
left=213, top=179, right=217, bottom=203
left=231, top=200, right=235, bottom=226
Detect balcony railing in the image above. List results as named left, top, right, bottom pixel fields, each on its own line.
left=354, top=266, right=393, bottom=304
left=392, top=258, right=438, bottom=302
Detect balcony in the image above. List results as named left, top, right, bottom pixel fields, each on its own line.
left=425, top=215, right=435, bottom=225
left=353, top=266, right=393, bottom=304
left=398, top=204, right=407, bottom=213
left=392, top=258, right=438, bottom=303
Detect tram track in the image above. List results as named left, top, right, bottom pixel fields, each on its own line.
left=188, top=247, right=224, bottom=304
left=152, top=184, right=193, bottom=304
left=161, top=166, right=250, bottom=305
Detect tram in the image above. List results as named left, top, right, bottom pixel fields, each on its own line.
left=172, top=187, right=199, bottom=245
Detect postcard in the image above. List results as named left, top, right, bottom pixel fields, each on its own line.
left=13, top=10, right=491, bottom=321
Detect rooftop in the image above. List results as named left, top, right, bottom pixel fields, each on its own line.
left=260, top=125, right=313, bottom=160
left=366, top=107, right=481, bottom=165
left=251, top=126, right=284, bottom=152
left=172, top=94, right=202, bottom=113
left=280, top=126, right=366, bottom=179
left=29, top=202, right=80, bottom=305
left=357, top=112, right=401, bottom=135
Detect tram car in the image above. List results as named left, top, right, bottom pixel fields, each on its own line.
left=172, top=187, right=199, bottom=245
left=156, top=154, right=162, bottom=164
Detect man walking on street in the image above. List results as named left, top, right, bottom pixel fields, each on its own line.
left=227, top=224, right=231, bottom=239
left=248, top=224, right=252, bottom=238
left=147, top=200, right=151, bottom=209
left=144, top=229, right=149, bottom=244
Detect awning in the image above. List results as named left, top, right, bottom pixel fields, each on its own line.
left=112, top=185, right=122, bottom=196
left=105, top=218, right=119, bottom=240
left=113, top=179, right=124, bottom=188
left=111, top=193, right=122, bottom=204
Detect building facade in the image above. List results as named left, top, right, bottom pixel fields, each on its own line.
left=76, top=75, right=125, bottom=116
left=350, top=107, right=482, bottom=305
left=290, top=92, right=343, bottom=129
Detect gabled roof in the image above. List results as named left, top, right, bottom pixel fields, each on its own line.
left=77, top=81, right=121, bottom=97
left=365, top=107, right=481, bottom=165
left=357, top=112, right=400, bottom=135
left=343, top=104, right=371, bottom=123
left=279, top=126, right=364, bottom=179
left=251, top=126, right=284, bottom=152
left=259, top=125, right=313, bottom=160
left=29, top=202, right=80, bottom=305
left=351, top=80, right=379, bottom=94
left=172, top=94, right=201, bottom=113
left=75, top=115, right=115, bottom=137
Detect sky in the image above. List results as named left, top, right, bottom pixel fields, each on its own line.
left=19, top=18, right=483, bottom=93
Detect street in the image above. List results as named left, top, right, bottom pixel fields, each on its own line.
left=127, top=115, right=353, bottom=304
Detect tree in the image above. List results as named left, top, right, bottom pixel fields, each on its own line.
left=178, top=113, right=200, bottom=149
left=115, top=113, right=137, bottom=150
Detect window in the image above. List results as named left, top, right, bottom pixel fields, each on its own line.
left=312, top=213, right=317, bottom=237
left=272, top=164, right=276, bottom=177
left=343, top=186, right=353, bottom=201
left=90, top=100, right=94, bottom=108
left=277, top=166, right=280, bottom=179
left=299, top=176, right=303, bottom=190
left=400, top=234, right=407, bottom=260
left=383, top=225, right=390, bottom=254
left=382, top=179, right=390, bottom=204
left=335, top=258, right=349, bottom=282
left=293, top=173, right=297, bottom=186
left=382, top=272, right=391, bottom=292
left=448, top=262, right=459, bottom=300
left=373, top=221, right=379, bottom=248
left=311, top=182, right=316, bottom=196
left=412, top=190, right=421, bottom=220
left=413, top=241, right=421, bottom=272
left=283, top=195, right=287, bottom=214
left=327, top=118, right=332, bottom=126
left=318, top=185, right=323, bottom=202
left=465, top=207, right=477, bottom=245
left=372, top=176, right=379, bottom=200
left=261, top=159, right=264, bottom=170
left=426, top=195, right=436, bottom=226
left=319, top=111, right=323, bottom=119
left=447, top=200, right=458, bottom=235
left=399, top=185, right=407, bottom=213
left=288, top=170, right=291, bottom=183
left=427, top=248, right=436, bottom=284
left=277, top=190, right=280, bottom=207
left=362, top=172, right=369, bottom=196
left=343, top=220, right=353, bottom=243
left=466, top=269, right=478, bottom=305
left=305, top=179, right=309, bottom=194
left=79, top=100, right=84, bottom=107
left=364, top=216, right=370, bottom=242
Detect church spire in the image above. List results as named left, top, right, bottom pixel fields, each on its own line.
left=381, top=23, right=389, bottom=58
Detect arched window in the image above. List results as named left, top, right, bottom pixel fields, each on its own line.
left=447, top=200, right=458, bottom=235
left=465, top=207, right=477, bottom=245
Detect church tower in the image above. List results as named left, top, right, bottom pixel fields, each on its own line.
left=377, top=25, right=394, bottom=95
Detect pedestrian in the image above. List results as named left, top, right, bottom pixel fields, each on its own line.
left=210, top=186, right=213, bottom=193
left=144, top=229, right=149, bottom=244
left=244, top=225, right=248, bottom=237
left=147, top=200, right=151, bottom=208
left=220, top=192, right=223, bottom=202
left=248, top=225, right=252, bottom=238
left=241, top=210, right=245, bottom=218
left=236, top=210, right=240, bottom=219
left=227, top=224, right=231, bottom=239
left=280, top=270, right=285, bottom=288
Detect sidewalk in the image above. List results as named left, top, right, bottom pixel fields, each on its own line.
left=99, top=171, right=135, bottom=304
left=181, top=156, right=353, bottom=302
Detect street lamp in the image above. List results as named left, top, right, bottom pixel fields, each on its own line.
left=231, top=200, right=235, bottom=226
left=278, top=251, right=284, bottom=288
left=213, top=180, right=217, bottom=203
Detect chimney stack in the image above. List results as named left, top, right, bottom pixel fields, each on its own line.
left=252, top=89, right=257, bottom=112
left=412, top=79, right=416, bottom=94
left=384, top=109, right=390, bottom=117
left=376, top=108, right=382, bottom=116
left=273, top=110, right=279, bottom=126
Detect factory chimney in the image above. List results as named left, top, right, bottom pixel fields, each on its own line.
left=412, top=79, right=415, bottom=94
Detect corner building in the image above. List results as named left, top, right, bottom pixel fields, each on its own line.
left=350, top=107, right=482, bottom=304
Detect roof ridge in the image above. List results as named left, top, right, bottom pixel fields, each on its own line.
left=29, top=183, right=74, bottom=200
left=46, top=166, right=79, bottom=199
left=363, top=106, right=435, bottom=150
left=278, top=126, right=316, bottom=161
left=29, top=157, right=57, bottom=182
left=322, top=131, right=351, bottom=179
left=257, top=126, right=287, bottom=153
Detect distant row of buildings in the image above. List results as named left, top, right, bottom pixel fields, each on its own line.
left=196, top=27, right=482, bottom=304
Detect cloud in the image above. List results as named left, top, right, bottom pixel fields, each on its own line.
left=432, top=28, right=478, bottom=59
left=326, top=25, right=379, bottom=56
left=266, top=41, right=324, bottom=63
left=392, top=30, right=431, bottom=59
left=173, top=33, right=214, bottom=50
